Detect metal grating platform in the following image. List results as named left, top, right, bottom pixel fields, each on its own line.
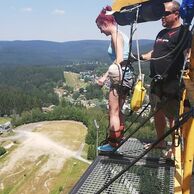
left=70, top=138, right=175, bottom=194
left=117, top=138, right=171, bottom=159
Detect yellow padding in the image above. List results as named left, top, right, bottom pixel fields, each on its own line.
left=189, top=34, right=194, bottom=81
left=130, top=80, right=146, bottom=112
left=112, top=0, right=149, bottom=11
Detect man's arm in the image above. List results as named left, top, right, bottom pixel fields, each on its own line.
left=141, top=50, right=153, bottom=60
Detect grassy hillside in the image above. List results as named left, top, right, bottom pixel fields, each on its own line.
left=50, top=158, right=89, bottom=194
left=0, top=117, right=11, bottom=124
left=64, top=71, right=86, bottom=90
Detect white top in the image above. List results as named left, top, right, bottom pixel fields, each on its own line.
left=108, top=31, right=129, bottom=61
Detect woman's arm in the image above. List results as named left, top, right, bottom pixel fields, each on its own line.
left=112, top=32, right=124, bottom=64
left=97, top=31, right=124, bottom=86
left=97, top=70, right=109, bottom=86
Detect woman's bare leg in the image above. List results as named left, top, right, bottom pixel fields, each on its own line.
left=109, top=88, right=120, bottom=132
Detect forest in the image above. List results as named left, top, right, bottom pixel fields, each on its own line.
left=0, top=65, right=63, bottom=116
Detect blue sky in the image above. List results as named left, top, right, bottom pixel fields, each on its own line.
left=0, top=0, right=183, bottom=42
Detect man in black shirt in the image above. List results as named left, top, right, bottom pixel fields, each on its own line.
left=140, top=0, right=191, bottom=154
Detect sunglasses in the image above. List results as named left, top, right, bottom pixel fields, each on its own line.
left=163, top=11, right=175, bottom=16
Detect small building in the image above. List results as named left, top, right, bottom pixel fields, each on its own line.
left=3, top=122, right=12, bottom=130
left=0, top=121, right=12, bottom=134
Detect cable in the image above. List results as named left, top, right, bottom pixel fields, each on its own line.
left=134, top=8, right=142, bottom=78
left=136, top=25, right=190, bottom=64
left=123, top=102, right=150, bottom=135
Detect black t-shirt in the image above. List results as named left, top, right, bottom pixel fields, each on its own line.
left=150, top=25, right=191, bottom=79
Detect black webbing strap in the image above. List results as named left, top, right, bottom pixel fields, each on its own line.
left=120, top=24, right=134, bottom=87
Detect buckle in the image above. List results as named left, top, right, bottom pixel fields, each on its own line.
left=153, top=74, right=163, bottom=82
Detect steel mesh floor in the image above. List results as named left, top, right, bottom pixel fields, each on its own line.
left=117, top=138, right=170, bottom=159
left=70, top=139, right=174, bottom=194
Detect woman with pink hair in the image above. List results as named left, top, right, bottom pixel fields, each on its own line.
left=96, top=6, right=134, bottom=151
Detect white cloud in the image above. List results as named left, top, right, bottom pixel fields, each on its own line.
left=21, top=7, right=32, bottom=12
left=52, top=9, right=65, bottom=16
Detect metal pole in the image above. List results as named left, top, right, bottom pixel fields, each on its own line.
left=94, top=120, right=99, bottom=157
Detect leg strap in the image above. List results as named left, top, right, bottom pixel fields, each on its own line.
left=120, top=124, right=125, bottom=136
left=108, top=128, right=124, bottom=147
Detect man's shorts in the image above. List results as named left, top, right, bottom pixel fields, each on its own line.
left=149, top=79, right=183, bottom=118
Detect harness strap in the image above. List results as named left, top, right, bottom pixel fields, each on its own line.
left=108, top=126, right=125, bottom=147
left=153, top=25, right=190, bottom=80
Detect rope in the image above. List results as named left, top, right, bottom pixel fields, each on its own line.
left=123, top=102, right=150, bottom=135
left=95, top=107, right=194, bottom=194
left=137, top=25, right=190, bottom=64
left=134, top=8, right=142, bottom=78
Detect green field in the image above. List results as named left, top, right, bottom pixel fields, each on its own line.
left=64, top=71, right=86, bottom=89
left=34, top=121, right=87, bottom=151
left=0, top=117, right=11, bottom=124
left=50, top=158, right=89, bottom=194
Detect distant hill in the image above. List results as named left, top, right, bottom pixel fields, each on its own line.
left=133, top=39, right=154, bottom=53
left=0, top=39, right=154, bottom=66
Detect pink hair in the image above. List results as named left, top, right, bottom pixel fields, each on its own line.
left=96, top=6, right=116, bottom=26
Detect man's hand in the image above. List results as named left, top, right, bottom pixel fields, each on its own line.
left=129, top=53, right=144, bottom=63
